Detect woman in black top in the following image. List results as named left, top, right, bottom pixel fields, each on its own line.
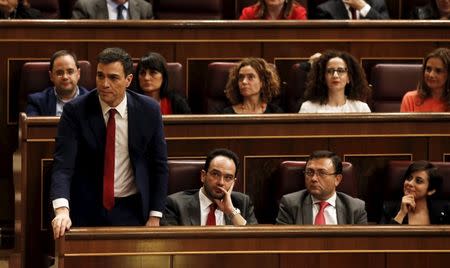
left=133, top=52, right=191, bottom=115
left=222, top=57, right=282, bottom=114
left=380, top=161, right=449, bottom=225
left=0, top=0, right=41, bottom=19
left=410, top=0, right=449, bottom=20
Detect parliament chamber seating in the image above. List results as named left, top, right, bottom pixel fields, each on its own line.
left=132, top=62, right=186, bottom=97
left=284, top=62, right=308, bottom=113
left=370, top=63, right=422, bottom=112
left=153, top=0, right=225, bottom=19
left=383, top=161, right=450, bottom=201
left=275, top=161, right=357, bottom=201
left=18, top=60, right=94, bottom=113
left=264, top=161, right=356, bottom=222
left=167, top=159, right=204, bottom=194
left=204, top=62, right=236, bottom=113
left=29, top=0, right=60, bottom=19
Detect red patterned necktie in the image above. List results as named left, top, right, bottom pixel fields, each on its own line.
left=103, top=109, right=116, bottom=210
left=206, top=203, right=217, bottom=226
left=314, top=201, right=330, bottom=225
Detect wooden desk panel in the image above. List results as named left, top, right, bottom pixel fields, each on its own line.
left=14, top=113, right=450, bottom=268
left=56, top=226, right=450, bottom=268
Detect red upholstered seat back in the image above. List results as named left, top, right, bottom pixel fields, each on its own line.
left=19, top=61, right=93, bottom=113
left=371, top=64, right=422, bottom=112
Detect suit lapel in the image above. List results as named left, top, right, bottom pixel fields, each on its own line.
left=95, top=0, right=109, bottom=19
left=336, top=195, right=348, bottom=224
left=46, top=88, right=57, bottom=116
left=189, top=194, right=201, bottom=226
left=129, top=0, right=140, bottom=19
left=336, top=1, right=351, bottom=19
left=302, top=194, right=313, bottom=225
left=126, top=92, right=140, bottom=163
left=87, top=91, right=106, bottom=150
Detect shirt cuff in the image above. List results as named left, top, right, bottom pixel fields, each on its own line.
left=149, top=211, right=162, bottom=218
left=52, top=198, right=69, bottom=211
left=360, top=4, right=371, bottom=17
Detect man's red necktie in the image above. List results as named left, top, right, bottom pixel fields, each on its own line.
left=314, top=201, right=330, bottom=225
left=206, top=203, right=217, bottom=226
left=103, top=109, right=116, bottom=210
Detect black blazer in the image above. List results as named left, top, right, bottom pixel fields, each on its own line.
left=26, top=86, right=89, bottom=116
left=161, top=189, right=258, bottom=226
left=50, top=89, right=168, bottom=226
left=380, top=200, right=450, bottom=224
left=315, top=0, right=390, bottom=19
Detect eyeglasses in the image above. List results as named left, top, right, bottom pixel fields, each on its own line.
left=326, top=68, right=348, bottom=76
left=303, top=169, right=337, bottom=178
left=207, top=170, right=235, bottom=182
left=53, top=69, right=77, bottom=77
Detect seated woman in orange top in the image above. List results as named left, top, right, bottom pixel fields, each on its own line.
left=240, top=0, right=307, bottom=20
left=400, top=48, right=450, bottom=112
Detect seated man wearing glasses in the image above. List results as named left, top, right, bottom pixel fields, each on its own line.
left=26, top=50, right=89, bottom=116
left=276, top=150, right=367, bottom=225
left=161, top=148, right=258, bottom=226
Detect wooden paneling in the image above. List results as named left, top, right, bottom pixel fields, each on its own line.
left=55, top=226, right=450, bottom=268
left=14, top=113, right=450, bottom=268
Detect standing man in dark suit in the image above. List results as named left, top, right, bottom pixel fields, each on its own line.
left=314, top=0, right=389, bottom=19
left=50, top=47, right=168, bottom=239
left=161, top=148, right=258, bottom=226
left=276, top=150, right=367, bottom=225
left=72, top=0, right=153, bottom=20
left=26, top=50, right=89, bottom=116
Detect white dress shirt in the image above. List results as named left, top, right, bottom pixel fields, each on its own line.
left=342, top=1, right=371, bottom=19
left=54, top=86, right=80, bottom=116
left=311, top=192, right=338, bottom=225
left=106, top=0, right=129, bottom=20
left=199, top=188, right=225, bottom=226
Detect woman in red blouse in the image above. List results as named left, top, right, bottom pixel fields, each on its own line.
left=240, top=0, right=307, bottom=20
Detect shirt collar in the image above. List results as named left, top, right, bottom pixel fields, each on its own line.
left=107, top=0, right=129, bottom=10
left=199, top=187, right=215, bottom=210
left=98, top=92, right=127, bottom=118
left=311, top=192, right=337, bottom=208
left=53, top=86, right=80, bottom=103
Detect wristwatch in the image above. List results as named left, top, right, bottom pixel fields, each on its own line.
left=229, top=207, right=241, bottom=219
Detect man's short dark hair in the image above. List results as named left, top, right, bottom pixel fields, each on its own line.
left=49, top=50, right=79, bottom=71
left=307, top=150, right=342, bottom=175
left=204, top=148, right=240, bottom=177
left=97, top=47, right=133, bottom=76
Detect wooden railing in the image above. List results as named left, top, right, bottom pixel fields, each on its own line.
left=13, top=112, right=450, bottom=267
left=56, top=225, right=450, bottom=268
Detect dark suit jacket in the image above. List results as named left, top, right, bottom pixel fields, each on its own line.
left=50, top=89, right=168, bottom=226
left=379, top=200, right=450, bottom=224
left=315, top=0, right=389, bottom=19
left=276, top=189, right=367, bottom=224
left=161, top=189, right=258, bottom=226
left=72, top=0, right=153, bottom=19
left=26, top=86, right=89, bottom=116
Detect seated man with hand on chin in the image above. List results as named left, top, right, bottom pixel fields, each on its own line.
left=161, top=148, right=258, bottom=226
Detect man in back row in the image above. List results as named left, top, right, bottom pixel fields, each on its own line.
left=315, top=0, right=390, bottom=20
left=72, top=0, right=153, bottom=20
left=276, top=150, right=367, bottom=225
left=162, top=148, right=258, bottom=226
left=26, top=50, right=88, bottom=116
